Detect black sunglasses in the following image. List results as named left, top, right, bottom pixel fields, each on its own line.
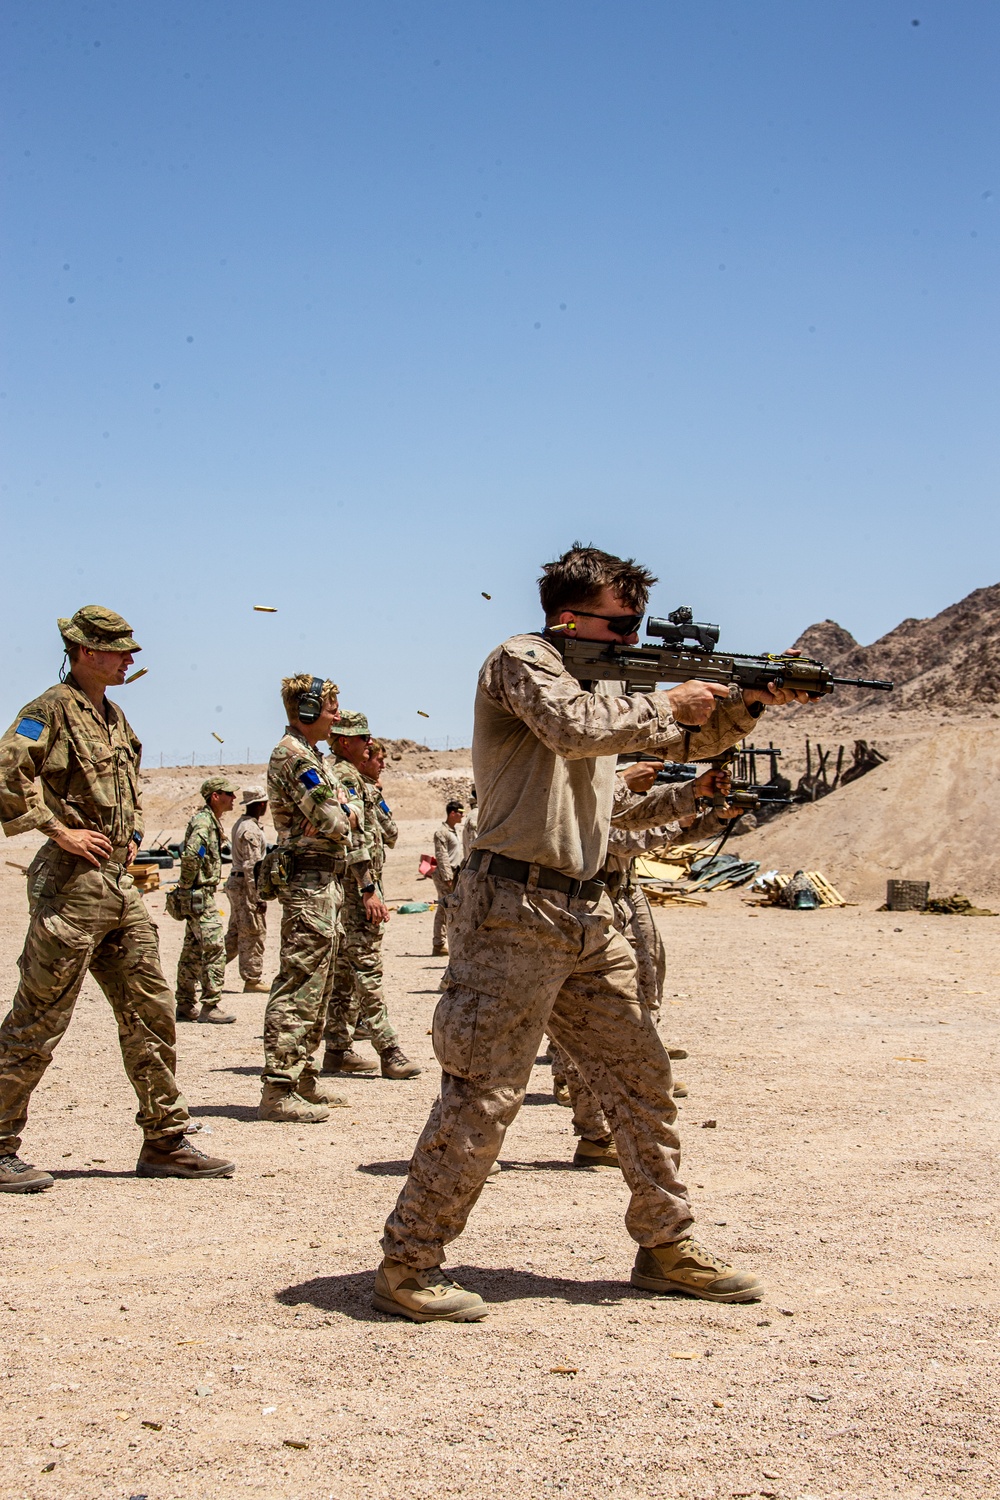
left=568, top=610, right=644, bottom=635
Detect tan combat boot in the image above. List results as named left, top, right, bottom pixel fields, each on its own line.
left=175, top=999, right=199, bottom=1021
left=432, top=944, right=448, bottom=957
left=372, top=1259, right=488, bottom=1323
left=552, top=1079, right=571, bottom=1107
left=672, top=1078, right=688, bottom=1098
left=380, top=1046, right=422, bottom=1080
left=322, top=1046, right=377, bottom=1075
left=243, top=979, right=269, bottom=993
left=297, top=1072, right=348, bottom=1108
left=573, top=1134, right=620, bottom=1168
left=198, top=1002, right=236, bottom=1024
left=667, top=1047, right=688, bottom=1060
left=136, top=1138, right=235, bottom=1179
left=631, top=1238, right=764, bottom=1303
left=257, top=1083, right=329, bottom=1123
left=0, top=1153, right=54, bottom=1193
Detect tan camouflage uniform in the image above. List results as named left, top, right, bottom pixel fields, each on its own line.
left=0, top=665, right=189, bottom=1154
left=431, top=819, right=462, bottom=951
left=383, top=632, right=759, bottom=1267
left=175, top=805, right=227, bottom=1010
left=325, top=769, right=398, bottom=1054
left=562, top=776, right=728, bottom=1142
left=261, top=728, right=358, bottom=1091
left=225, top=808, right=267, bottom=982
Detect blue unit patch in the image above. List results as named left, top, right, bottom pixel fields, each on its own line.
left=198, top=845, right=207, bottom=858
left=379, top=798, right=391, bottom=814
left=299, top=768, right=321, bottom=790
left=15, top=717, right=45, bottom=741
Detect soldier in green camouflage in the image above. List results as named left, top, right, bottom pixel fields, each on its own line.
left=0, top=607, right=235, bottom=1191
left=175, top=776, right=238, bottom=1023
left=259, top=674, right=362, bottom=1123
left=322, top=716, right=420, bottom=1081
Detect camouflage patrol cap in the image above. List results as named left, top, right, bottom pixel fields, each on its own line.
left=241, top=786, right=267, bottom=806
left=200, top=775, right=239, bottom=799
left=58, top=605, right=141, bottom=653
left=335, top=711, right=371, bottom=737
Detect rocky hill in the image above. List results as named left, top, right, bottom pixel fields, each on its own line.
left=791, top=582, right=1000, bottom=712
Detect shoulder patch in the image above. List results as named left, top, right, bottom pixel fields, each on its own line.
left=299, top=768, right=321, bottom=790
left=15, top=717, right=45, bottom=741
left=379, top=798, right=391, bottom=814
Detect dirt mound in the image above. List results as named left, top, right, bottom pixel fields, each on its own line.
left=734, top=722, right=1000, bottom=903
left=791, top=581, right=1000, bottom=713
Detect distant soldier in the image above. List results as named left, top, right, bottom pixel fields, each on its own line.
left=175, top=776, right=238, bottom=1023
left=431, top=801, right=464, bottom=956
left=322, top=717, right=420, bottom=1080
left=225, top=786, right=269, bottom=993
left=259, top=674, right=359, bottom=1123
left=0, top=606, right=234, bottom=1190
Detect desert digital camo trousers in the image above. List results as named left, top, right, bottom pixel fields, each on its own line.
left=224, top=876, right=266, bottom=982
left=323, top=882, right=397, bottom=1054
left=262, top=864, right=343, bottom=1090
left=0, top=844, right=189, bottom=1154
left=176, top=895, right=225, bottom=1006
left=561, top=879, right=670, bottom=1140
left=382, top=865, right=689, bottom=1269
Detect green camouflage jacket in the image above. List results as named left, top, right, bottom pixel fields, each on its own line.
left=0, top=677, right=143, bottom=854
left=179, top=806, right=225, bottom=891
left=326, top=756, right=374, bottom=871
left=267, top=727, right=352, bottom=854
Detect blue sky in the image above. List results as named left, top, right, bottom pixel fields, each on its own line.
left=2, top=2, right=997, bottom=759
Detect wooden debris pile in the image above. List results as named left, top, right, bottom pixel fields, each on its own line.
left=747, top=870, right=847, bottom=908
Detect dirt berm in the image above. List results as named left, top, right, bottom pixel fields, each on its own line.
left=735, top=720, right=1000, bottom=903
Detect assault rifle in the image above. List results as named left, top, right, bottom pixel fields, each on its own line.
left=554, top=605, right=894, bottom=700
left=618, top=754, right=792, bottom=813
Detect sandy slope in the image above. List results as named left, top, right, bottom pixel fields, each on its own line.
left=0, top=816, right=997, bottom=1499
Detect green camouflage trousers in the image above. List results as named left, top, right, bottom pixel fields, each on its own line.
left=176, top=892, right=225, bottom=1006
left=559, top=881, right=669, bottom=1140
left=323, top=881, right=397, bottom=1054
left=261, top=867, right=343, bottom=1090
left=224, top=876, right=266, bottom=982
left=382, top=867, right=688, bottom=1270
left=0, top=844, right=189, bottom=1154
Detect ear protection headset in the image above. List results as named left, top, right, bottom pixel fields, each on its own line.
left=297, top=677, right=326, bottom=725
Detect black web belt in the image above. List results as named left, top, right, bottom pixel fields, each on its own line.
left=466, top=849, right=606, bottom=903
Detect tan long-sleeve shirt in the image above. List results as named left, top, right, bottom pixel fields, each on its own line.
left=470, top=633, right=759, bottom=880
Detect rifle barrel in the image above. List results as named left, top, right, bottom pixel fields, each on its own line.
left=828, top=676, right=894, bottom=690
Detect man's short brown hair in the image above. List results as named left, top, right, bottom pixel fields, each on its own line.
left=368, top=739, right=388, bottom=757
left=538, top=544, right=657, bottom=620
left=281, top=673, right=339, bottom=722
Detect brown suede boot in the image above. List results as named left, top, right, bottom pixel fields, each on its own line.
left=136, top=1137, right=235, bottom=1179
left=257, top=1083, right=329, bottom=1123
left=0, top=1153, right=54, bottom=1193
left=380, top=1046, right=422, bottom=1079
left=322, top=1046, right=377, bottom=1075
left=242, top=979, right=269, bottom=993
left=297, top=1072, right=348, bottom=1107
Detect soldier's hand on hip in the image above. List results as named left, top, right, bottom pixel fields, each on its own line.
left=53, top=826, right=113, bottom=866
left=666, top=680, right=730, bottom=726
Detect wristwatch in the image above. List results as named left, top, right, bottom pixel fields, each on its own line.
left=359, top=881, right=377, bottom=895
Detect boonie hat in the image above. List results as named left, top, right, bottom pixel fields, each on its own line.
left=336, top=710, right=371, bottom=737
left=241, top=786, right=267, bottom=806
left=58, top=605, right=141, bottom=653
left=201, top=775, right=239, bottom=799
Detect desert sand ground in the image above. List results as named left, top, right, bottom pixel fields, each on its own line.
left=0, top=788, right=998, bottom=1500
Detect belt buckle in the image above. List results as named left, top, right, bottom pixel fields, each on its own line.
left=567, top=877, right=581, bottom=899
